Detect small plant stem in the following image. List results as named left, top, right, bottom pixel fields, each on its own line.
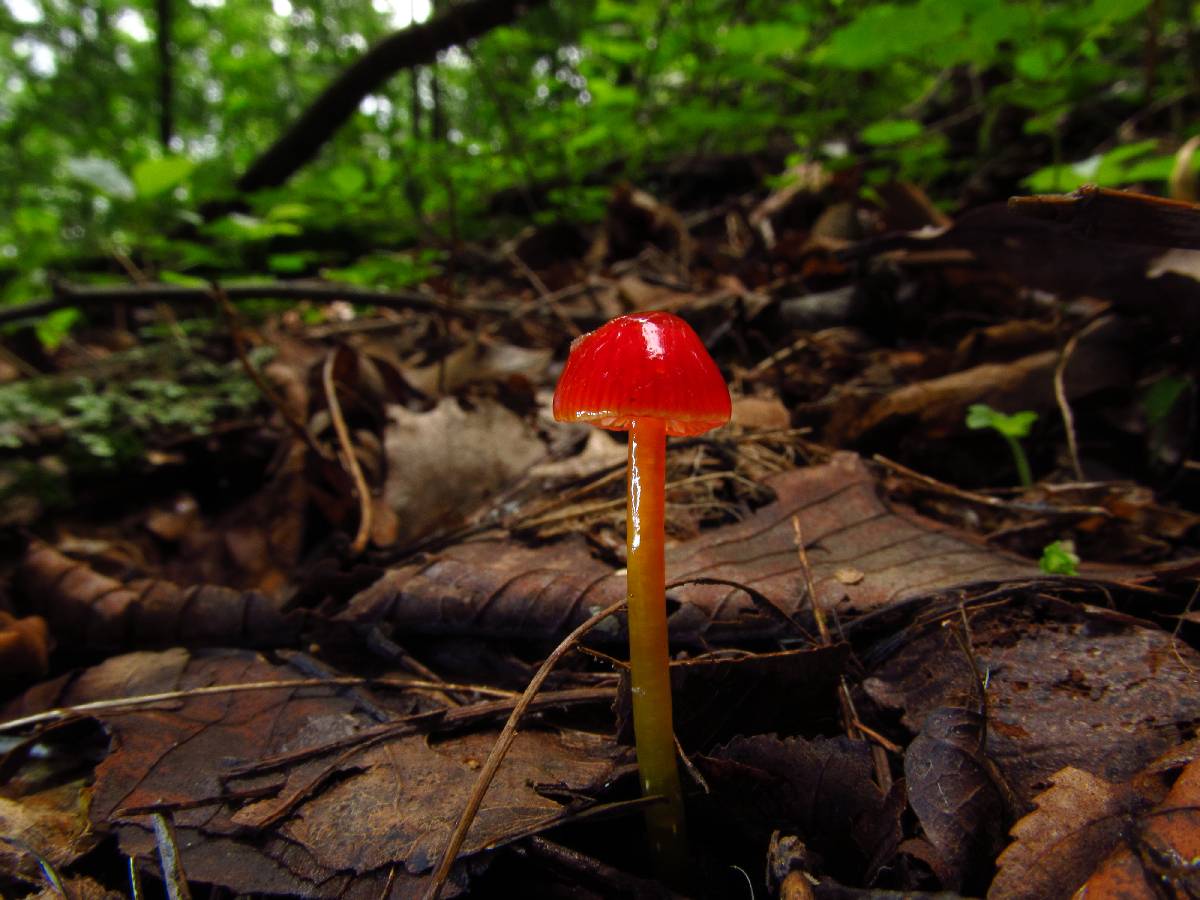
left=626, top=416, right=688, bottom=878
left=1003, top=434, right=1034, bottom=488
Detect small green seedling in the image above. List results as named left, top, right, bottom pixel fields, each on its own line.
left=965, top=403, right=1037, bottom=487
left=1040, top=540, right=1080, bottom=575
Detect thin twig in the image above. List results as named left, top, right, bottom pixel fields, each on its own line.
left=424, top=599, right=627, bottom=900
left=321, top=349, right=373, bottom=554
left=505, top=248, right=582, bottom=338
left=872, top=454, right=1110, bottom=518
left=1055, top=316, right=1110, bottom=482
left=792, top=516, right=893, bottom=791
left=0, top=676, right=518, bottom=734
left=212, top=284, right=333, bottom=462
left=791, top=516, right=829, bottom=645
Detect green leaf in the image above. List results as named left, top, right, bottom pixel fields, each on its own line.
left=265, top=202, right=313, bottom=222
left=329, top=165, right=367, bottom=199
left=158, top=270, right=210, bottom=288
left=1142, top=376, right=1188, bottom=426
left=132, top=156, right=195, bottom=198
left=1014, top=40, right=1066, bottom=81
left=64, top=157, right=135, bottom=200
left=965, top=403, right=1038, bottom=438
left=35, top=307, right=81, bottom=351
left=268, top=252, right=313, bottom=274
left=1039, top=540, right=1080, bottom=576
left=860, top=119, right=922, bottom=146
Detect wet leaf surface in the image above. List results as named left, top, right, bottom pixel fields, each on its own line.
left=863, top=601, right=1200, bottom=811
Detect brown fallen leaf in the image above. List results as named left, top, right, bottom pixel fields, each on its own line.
left=381, top=397, right=546, bottom=546
left=0, top=611, right=51, bottom=678
left=17, top=542, right=304, bottom=651
left=3, top=648, right=618, bottom=898
left=1073, top=756, right=1200, bottom=899
left=403, top=339, right=551, bottom=397
left=989, top=766, right=1154, bottom=900
left=730, top=395, right=792, bottom=431
left=339, top=453, right=1043, bottom=645
left=26, top=876, right=125, bottom=900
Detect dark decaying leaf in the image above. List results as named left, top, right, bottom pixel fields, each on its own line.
left=340, top=453, right=1042, bottom=645
left=3, top=648, right=619, bottom=898
left=695, top=734, right=901, bottom=883
left=903, top=706, right=1008, bottom=890
left=863, top=600, right=1200, bottom=808
left=615, top=644, right=851, bottom=750
left=988, top=766, right=1155, bottom=900
left=17, top=542, right=304, bottom=651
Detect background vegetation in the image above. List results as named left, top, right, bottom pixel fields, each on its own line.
left=2, top=0, right=1198, bottom=323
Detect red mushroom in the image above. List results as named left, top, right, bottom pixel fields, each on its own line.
left=553, top=311, right=730, bottom=873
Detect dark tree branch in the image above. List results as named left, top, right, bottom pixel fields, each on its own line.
left=0, top=281, right=463, bottom=328
left=157, top=0, right=174, bottom=148
left=0, top=279, right=605, bottom=328
left=235, top=0, right=551, bottom=194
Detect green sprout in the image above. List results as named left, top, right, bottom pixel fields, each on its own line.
left=965, top=403, right=1037, bottom=488
left=1039, top=540, right=1080, bottom=576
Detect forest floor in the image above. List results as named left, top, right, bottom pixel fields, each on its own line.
left=2, top=165, right=1200, bottom=899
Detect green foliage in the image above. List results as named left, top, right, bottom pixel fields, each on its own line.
left=966, top=403, right=1038, bottom=487
left=322, top=249, right=446, bottom=288
left=0, top=344, right=269, bottom=470
left=1039, top=540, right=1080, bottom=575
left=1, top=0, right=1196, bottom=328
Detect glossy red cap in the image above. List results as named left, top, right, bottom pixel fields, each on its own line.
left=553, top=311, right=731, bottom=437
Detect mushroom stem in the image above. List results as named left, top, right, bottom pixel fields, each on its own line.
left=626, top=415, right=687, bottom=874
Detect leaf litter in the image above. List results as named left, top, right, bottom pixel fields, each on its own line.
left=1, top=179, right=1199, bottom=897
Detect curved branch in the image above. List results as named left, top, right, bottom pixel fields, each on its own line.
left=235, top=0, right=551, bottom=193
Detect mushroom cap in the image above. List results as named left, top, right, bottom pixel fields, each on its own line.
left=553, top=311, right=731, bottom=437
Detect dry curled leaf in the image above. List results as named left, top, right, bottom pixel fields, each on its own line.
left=17, top=542, right=304, bottom=651
left=0, top=611, right=51, bottom=678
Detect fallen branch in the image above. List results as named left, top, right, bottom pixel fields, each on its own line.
left=1, top=278, right=604, bottom=328
left=1, top=280, right=467, bottom=328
